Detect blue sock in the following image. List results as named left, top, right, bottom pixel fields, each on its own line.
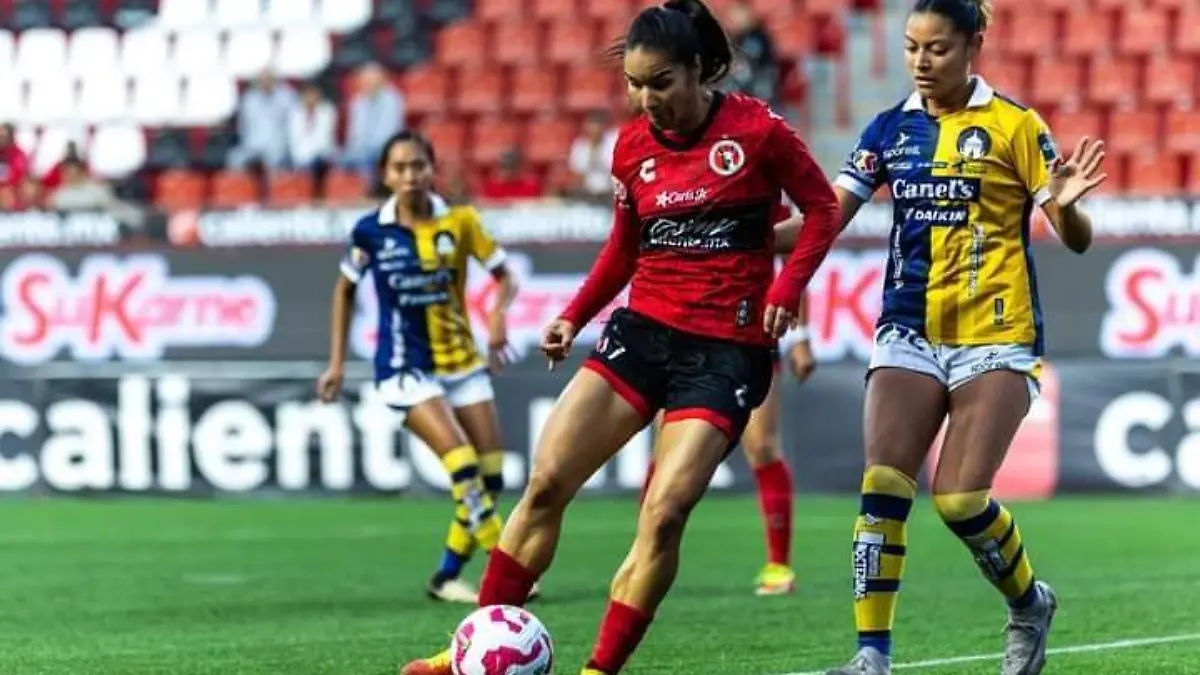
left=434, top=548, right=470, bottom=584
left=1008, top=580, right=1042, bottom=610
left=858, top=631, right=892, bottom=657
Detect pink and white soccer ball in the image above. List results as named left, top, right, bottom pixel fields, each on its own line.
left=451, top=605, right=554, bottom=675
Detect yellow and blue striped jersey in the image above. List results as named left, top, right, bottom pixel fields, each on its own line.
left=835, top=77, right=1058, bottom=354
left=340, top=194, right=507, bottom=380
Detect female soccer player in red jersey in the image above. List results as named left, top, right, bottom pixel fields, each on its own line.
left=821, top=1, right=1105, bottom=674
left=401, top=1, right=840, bottom=673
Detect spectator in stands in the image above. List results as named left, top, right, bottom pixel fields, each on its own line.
left=479, top=148, right=543, bottom=202
left=342, top=62, right=405, bottom=182
left=227, top=69, right=297, bottom=173
left=0, top=123, right=32, bottom=211
left=40, top=141, right=85, bottom=194
left=567, top=110, right=619, bottom=204
left=49, top=157, right=144, bottom=227
left=727, top=1, right=780, bottom=107
left=289, top=81, right=339, bottom=198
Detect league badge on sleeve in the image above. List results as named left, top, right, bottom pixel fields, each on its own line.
left=852, top=149, right=878, bottom=176
left=1038, top=131, right=1060, bottom=167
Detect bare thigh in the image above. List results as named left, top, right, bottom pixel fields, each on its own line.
left=863, top=368, right=948, bottom=478
left=405, top=397, right=471, bottom=457
left=933, top=370, right=1031, bottom=494
left=741, top=373, right=782, bottom=468
left=454, top=399, right=504, bottom=454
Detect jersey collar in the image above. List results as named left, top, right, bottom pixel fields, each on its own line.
left=378, top=192, right=451, bottom=225
left=902, top=75, right=995, bottom=112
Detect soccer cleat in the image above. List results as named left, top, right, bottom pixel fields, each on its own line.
left=579, top=670, right=608, bottom=675
left=527, top=581, right=543, bottom=603
left=825, top=647, right=891, bottom=675
left=754, top=563, right=797, bottom=596
left=1001, top=581, right=1058, bottom=675
left=400, top=649, right=452, bottom=675
left=426, top=577, right=479, bottom=604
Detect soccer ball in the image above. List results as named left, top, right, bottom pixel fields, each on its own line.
left=451, top=605, right=554, bottom=675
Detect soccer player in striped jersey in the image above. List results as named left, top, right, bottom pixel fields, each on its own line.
left=820, top=1, right=1106, bottom=674
left=317, top=130, right=531, bottom=606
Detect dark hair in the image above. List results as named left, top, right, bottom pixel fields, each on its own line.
left=613, top=0, right=734, bottom=85
left=911, top=0, right=992, bottom=36
left=376, top=129, right=436, bottom=171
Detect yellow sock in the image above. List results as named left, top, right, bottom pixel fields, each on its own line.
left=934, top=491, right=1039, bottom=608
left=441, top=445, right=501, bottom=542
left=480, top=451, right=505, bottom=502
left=852, top=465, right=916, bottom=657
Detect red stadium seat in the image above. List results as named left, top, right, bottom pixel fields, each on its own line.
left=584, top=0, right=633, bottom=21
left=1175, top=11, right=1200, bottom=56
left=471, top=117, right=522, bottom=166
left=492, top=22, right=541, bottom=66
left=564, top=65, right=617, bottom=113
left=421, top=118, right=469, bottom=166
left=546, top=18, right=601, bottom=65
left=524, top=116, right=577, bottom=165
left=770, top=15, right=816, bottom=57
left=474, top=0, right=526, bottom=24
left=455, top=67, right=507, bottom=115
left=1119, top=7, right=1169, bottom=57
left=804, top=0, right=850, bottom=18
left=1185, top=152, right=1200, bottom=193
left=1107, top=109, right=1160, bottom=155
left=980, top=59, right=1029, bottom=100
left=532, top=0, right=577, bottom=22
left=1087, top=56, right=1140, bottom=107
left=1145, top=56, right=1196, bottom=106
left=267, top=172, right=315, bottom=208
left=436, top=21, right=489, bottom=67
left=154, top=169, right=207, bottom=212
left=1049, top=107, right=1104, bottom=157
left=209, top=171, right=259, bottom=209
left=511, top=68, right=559, bottom=115
left=1000, top=11, right=1056, bottom=58
left=323, top=170, right=369, bottom=205
left=1126, top=152, right=1182, bottom=196
left=401, top=65, right=453, bottom=116
left=1165, top=106, right=1200, bottom=152
left=1030, top=57, right=1084, bottom=109
left=1063, top=10, right=1114, bottom=57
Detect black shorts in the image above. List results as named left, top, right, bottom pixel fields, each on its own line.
left=583, top=308, right=774, bottom=442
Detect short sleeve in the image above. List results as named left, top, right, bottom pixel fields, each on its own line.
left=339, top=224, right=371, bottom=283
left=1013, top=110, right=1058, bottom=207
left=833, top=115, right=888, bottom=200
left=464, top=207, right=507, bottom=271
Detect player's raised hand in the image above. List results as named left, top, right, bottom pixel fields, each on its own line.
left=316, top=367, right=344, bottom=403
left=1050, top=137, right=1107, bottom=208
left=540, top=319, right=577, bottom=370
left=762, top=304, right=794, bottom=339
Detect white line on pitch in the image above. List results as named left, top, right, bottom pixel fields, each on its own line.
left=779, top=632, right=1200, bottom=674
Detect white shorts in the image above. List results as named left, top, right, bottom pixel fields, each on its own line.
left=868, top=324, right=1042, bottom=402
left=377, top=367, right=495, bottom=411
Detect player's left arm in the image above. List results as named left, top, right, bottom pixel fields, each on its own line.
left=465, top=208, right=518, bottom=367
left=1016, top=111, right=1105, bottom=254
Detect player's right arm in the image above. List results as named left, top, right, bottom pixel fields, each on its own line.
left=832, top=113, right=890, bottom=232
left=318, top=226, right=370, bottom=401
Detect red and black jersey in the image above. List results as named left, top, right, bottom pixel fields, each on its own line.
left=561, top=92, right=839, bottom=346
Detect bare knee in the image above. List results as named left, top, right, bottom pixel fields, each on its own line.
left=523, top=469, right=571, bottom=516
left=638, top=496, right=691, bottom=554
left=743, top=435, right=781, bottom=468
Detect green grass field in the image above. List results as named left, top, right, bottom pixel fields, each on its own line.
left=1, top=496, right=1197, bottom=674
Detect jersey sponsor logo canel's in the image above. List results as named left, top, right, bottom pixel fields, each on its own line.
left=708, top=139, right=745, bottom=177
left=890, top=177, right=981, bottom=202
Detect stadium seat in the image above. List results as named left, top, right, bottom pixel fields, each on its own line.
left=67, top=26, right=119, bottom=77
left=77, top=72, right=130, bottom=123
left=0, top=76, right=23, bottom=122
left=265, top=0, right=315, bottom=27
left=455, top=67, right=506, bottom=115
left=212, top=0, right=262, bottom=29
left=323, top=169, right=368, bottom=204
left=424, top=0, right=472, bottom=26
left=1030, top=56, right=1084, bottom=109
left=1049, top=107, right=1103, bottom=157
left=1165, top=106, right=1200, bottom=152
left=1087, top=57, right=1139, bottom=107
left=510, top=68, right=558, bottom=114
left=1119, top=7, right=1168, bottom=57
left=155, top=170, right=209, bottom=211
left=1063, top=10, right=1114, bottom=57
left=1144, top=56, right=1196, bottom=106
left=88, top=123, right=146, bottom=177
left=60, top=0, right=106, bottom=31
left=384, top=33, right=431, bottom=70
left=332, top=30, right=375, bottom=71
left=131, top=73, right=182, bottom=125
left=195, top=126, right=236, bottom=170
left=435, top=20, right=488, bottom=67
left=584, top=0, right=632, bottom=21
left=120, top=26, right=170, bottom=77
left=523, top=116, right=576, bottom=166
left=471, top=117, right=521, bottom=165
left=173, top=28, right=224, bottom=76
left=179, top=73, right=238, bottom=125
left=804, top=0, right=850, bottom=17
left=15, top=28, right=67, bottom=80
left=532, top=0, right=577, bottom=22
left=980, top=60, right=1028, bottom=100
left=401, top=65, right=452, bottom=116
left=32, top=127, right=78, bottom=177
left=25, top=78, right=75, bottom=125
left=999, top=10, right=1055, bottom=57
left=474, top=0, right=526, bottom=24
left=274, top=25, right=331, bottom=77
left=770, top=15, right=816, bottom=57
left=156, top=0, right=211, bottom=28
left=1186, top=153, right=1200, bottom=193
left=1107, top=109, right=1159, bottom=155
left=546, top=19, right=598, bottom=65
left=1175, top=11, right=1200, bottom=56
left=267, top=172, right=315, bottom=207
left=564, top=65, right=615, bottom=113
left=492, top=22, right=540, bottom=66
left=225, top=26, right=275, bottom=80
left=209, top=171, right=260, bottom=208
left=318, top=0, right=371, bottom=34
left=1125, top=152, right=1181, bottom=196
left=421, top=118, right=468, bottom=165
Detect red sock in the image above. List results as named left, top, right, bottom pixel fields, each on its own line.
left=754, top=459, right=794, bottom=566
left=478, top=548, right=538, bottom=607
left=639, top=461, right=656, bottom=506
left=585, top=600, right=654, bottom=674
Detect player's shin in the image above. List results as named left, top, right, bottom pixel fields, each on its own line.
left=934, top=492, right=1042, bottom=610
left=852, top=465, right=916, bottom=659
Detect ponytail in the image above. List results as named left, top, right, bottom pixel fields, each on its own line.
left=615, top=0, right=734, bottom=85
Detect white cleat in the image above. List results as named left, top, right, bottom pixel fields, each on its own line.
left=426, top=577, right=479, bottom=604
left=1002, top=581, right=1058, bottom=675
left=825, top=647, right=891, bottom=675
